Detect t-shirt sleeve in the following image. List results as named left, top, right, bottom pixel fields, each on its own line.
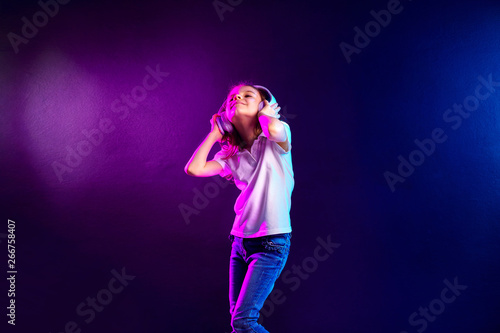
left=274, top=121, right=292, bottom=154
left=212, top=149, right=232, bottom=177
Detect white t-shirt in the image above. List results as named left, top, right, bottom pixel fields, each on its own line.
left=213, top=121, right=294, bottom=238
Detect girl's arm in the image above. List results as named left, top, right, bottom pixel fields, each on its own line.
left=258, top=100, right=289, bottom=152
left=184, top=115, right=223, bottom=177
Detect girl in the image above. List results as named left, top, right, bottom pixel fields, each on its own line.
left=184, top=82, right=294, bottom=333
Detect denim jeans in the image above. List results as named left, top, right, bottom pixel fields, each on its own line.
left=228, top=232, right=292, bottom=333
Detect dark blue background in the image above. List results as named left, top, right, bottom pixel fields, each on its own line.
left=1, top=0, right=499, bottom=332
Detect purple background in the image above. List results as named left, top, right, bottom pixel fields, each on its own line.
left=1, top=0, right=500, bottom=332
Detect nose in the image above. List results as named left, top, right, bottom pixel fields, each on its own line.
left=231, top=94, right=242, bottom=102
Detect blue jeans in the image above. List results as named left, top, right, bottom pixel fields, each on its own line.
left=228, top=232, right=292, bottom=333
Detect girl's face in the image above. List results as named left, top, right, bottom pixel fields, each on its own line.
left=225, top=85, right=263, bottom=123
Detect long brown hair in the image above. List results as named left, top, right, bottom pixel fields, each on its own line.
left=216, top=81, right=267, bottom=181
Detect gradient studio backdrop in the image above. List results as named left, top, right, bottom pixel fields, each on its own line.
left=1, top=0, right=499, bottom=332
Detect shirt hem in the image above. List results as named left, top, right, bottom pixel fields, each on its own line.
left=230, top=227, right=292, bottom=238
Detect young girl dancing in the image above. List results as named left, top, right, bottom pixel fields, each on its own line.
left=184, top=82, right=294, bottom=333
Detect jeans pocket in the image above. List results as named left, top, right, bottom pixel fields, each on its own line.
left=262, top=233, right=290, bottom=254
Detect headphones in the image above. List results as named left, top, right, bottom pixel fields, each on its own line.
left=216, top=85, right=278, bottom=135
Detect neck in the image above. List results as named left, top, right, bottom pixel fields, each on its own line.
left=233, top=116, right=261, bottom=148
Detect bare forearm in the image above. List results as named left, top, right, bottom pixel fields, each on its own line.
left=185, top=132, right=220, bottom=174
left=258, top=113, right=286, bottom=142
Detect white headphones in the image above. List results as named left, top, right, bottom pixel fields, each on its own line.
left=216, top=85, right=278, bottom=135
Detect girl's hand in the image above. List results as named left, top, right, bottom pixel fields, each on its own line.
left=258, top=100, right=281, bottom=119
left=210, top=114, right=223, bottom=142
